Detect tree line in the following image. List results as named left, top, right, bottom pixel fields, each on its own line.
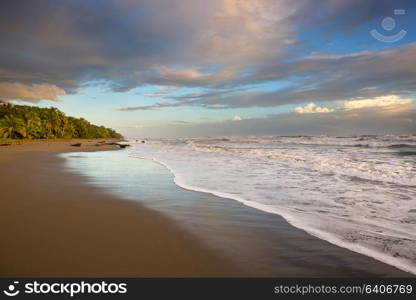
left=0, top=103, right=123, bottom=139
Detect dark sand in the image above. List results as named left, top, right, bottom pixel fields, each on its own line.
left=64, top=150, right=412, bottom=277
left=0, top=140, right=412, bottom=277
left=0, top=141, right=241, bottom=277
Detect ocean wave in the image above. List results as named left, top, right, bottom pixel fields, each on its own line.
left=145, top=155, right=416, bottom=275
left=396, top=151, right=416, bottom=156
left=388, top=144, right=416, bottom=148
left=184, top=139, right=416, bottom=186
left=128, top=135, right=416, bottom=274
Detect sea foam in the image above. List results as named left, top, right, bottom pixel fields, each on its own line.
left=128, top=135, right=416, bottom=274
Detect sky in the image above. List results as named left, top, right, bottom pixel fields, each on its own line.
left=1, top=0, right=415, bottom=137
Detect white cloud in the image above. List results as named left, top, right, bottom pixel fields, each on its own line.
left=143, top=93, right=168, bottom=98
left=342, top=95, right=412, bottom=110
left=196, top=0, right=293, bottom=65
left=155, top=86, right=181, bottom=92
left=0, top=82, right=66, bottom=102
left=294, top=103, right=334, bottom=114
left=293, top=95, right=413, bottom=116
left=232, top=115, right=242, bottom=120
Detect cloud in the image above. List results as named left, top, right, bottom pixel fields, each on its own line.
left=156, top=86, right=181, bottom=92
left=139, top=43, right=416, bottom=111
left=178, top=44, right=416, bottom=109
left=173, top=120, right=191, bottom=124
left=232, top=115, right=242, bottom=121
left=0, top=0, right=297, bottom=94
left=0, top=82, right=65, bottom=102
left=121, top=105, right=416, bottom=138
left=147, top=66, right=237, bottom=87
left=117, top=106, right=161, bottom=111
left=1, top=0, right=416, bottom=109
left=292, top=95, right=412, bottom=115
left=294, top=103, right=334, bottom=114
left=143, top=93, right=169, bottom=98
left=342, top=95, right=412, bottom=110
left=116, top=101, right=184, bottom=111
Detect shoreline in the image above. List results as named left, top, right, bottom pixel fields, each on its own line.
left=148, top=157, right=415, bottom=276
left=1, top=140, right=412, bottom=277
left=63, top=148, right=412, bottom=277
left=0, top=141, right=242, bottom=277
left=0, top=138, right=124, bottom=151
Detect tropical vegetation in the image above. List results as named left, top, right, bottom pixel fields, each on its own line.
left=0, top=103, right=122, bottom=139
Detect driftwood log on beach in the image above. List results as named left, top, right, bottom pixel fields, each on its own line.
left=95, top=141, right=131, bottom=148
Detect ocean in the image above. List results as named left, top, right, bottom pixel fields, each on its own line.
left=128, top=135, right=416, bottom=274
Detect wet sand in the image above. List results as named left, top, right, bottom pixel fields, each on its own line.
left=0, top=140, right=412, bottom=277
left=0, top=141, right=241, bottom=277
left=63, top=149, right=413, bottom=277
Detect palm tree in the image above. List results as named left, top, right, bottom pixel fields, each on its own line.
left=0, top=104, right=122, bottom=139
left=0, top=115, right=26, bottom=138
left=23, top=112, right=42, bottom=139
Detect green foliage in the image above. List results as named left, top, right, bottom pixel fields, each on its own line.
left=0, top=103, right=123, bottom=139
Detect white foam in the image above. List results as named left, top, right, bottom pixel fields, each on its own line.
left=128, top=135, right=416, bottom=274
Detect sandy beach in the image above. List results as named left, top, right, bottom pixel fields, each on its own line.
left=0, top=140, right=241, bottom=277
left=64, top=146, right=413, bottom=277
left=0, top=140, right=412, bottom=277
left=1, top=0, right=415, bottom=286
